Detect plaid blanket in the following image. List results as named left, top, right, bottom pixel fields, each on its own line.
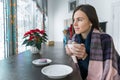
left=87, top=30, right=120, bottom=80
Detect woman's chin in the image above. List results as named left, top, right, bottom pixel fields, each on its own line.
left=75, top=31, right=81, bottom=34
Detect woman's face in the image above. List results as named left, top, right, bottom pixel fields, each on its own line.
left=73, top=10, right=92, bottom=36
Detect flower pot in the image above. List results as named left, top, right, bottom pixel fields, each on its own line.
left=30, top=47, right=40, bottom=54
left=30, top=46, right=43, bottom=55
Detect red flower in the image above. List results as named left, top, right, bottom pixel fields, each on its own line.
left=40, top=30, right=45, bottom=34
left=35, top=28, right=40, bottom=32
left=29, top=35, right=34, bottom=40
left=22, top=28, right=48, bottom=50
left=24, top=31, right=31, bottom=37
left=30, top=30, right=36, bottom=33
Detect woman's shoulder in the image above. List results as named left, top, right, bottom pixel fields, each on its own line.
left=92, top=31, right=113, bottom=43
left=100, top=33, right=112, bottom=39
left=92, top=29, right=112, bottom=40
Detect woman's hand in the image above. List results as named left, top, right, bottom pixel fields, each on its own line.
left=65, top=43, right=87, bottom=60
left=65, top=45, right=73, bottom=56
left=72, top=43, right=87, bottom=60
left=65, top=44, right=77, bottom=63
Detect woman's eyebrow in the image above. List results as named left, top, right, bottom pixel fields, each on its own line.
left=74, top=16, right=84, bottom=19
left=77, top=17, right=85, bottom=19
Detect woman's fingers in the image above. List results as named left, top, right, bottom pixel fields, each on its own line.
left=72, top=43, right=85, bottom=52
left=72, top=43, right=87, bottom=59
left=65, top=45, right=73, bottom=55
left=73, top=43, right=85, bottom=49
left=65, top=43, right=87, bottom=60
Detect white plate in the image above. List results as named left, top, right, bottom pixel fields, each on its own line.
left=32, top=58, right=52, bottom=66
left=41, top=64, right=73, bottom=79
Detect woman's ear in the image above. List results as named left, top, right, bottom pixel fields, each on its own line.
left=90, top=23, right=92, bottom=27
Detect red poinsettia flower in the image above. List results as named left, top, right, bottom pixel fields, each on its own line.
left=40, top=30, right=45, bottom=34
left=22, top=28, right=48, bottom=50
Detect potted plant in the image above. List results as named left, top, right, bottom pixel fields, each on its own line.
left=22, top=28, right=48, bottom=53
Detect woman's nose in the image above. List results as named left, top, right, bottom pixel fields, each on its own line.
left=73, top=21, right=78, bottom=26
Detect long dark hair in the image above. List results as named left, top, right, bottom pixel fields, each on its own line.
left=72, top=4, right=100, bottom=30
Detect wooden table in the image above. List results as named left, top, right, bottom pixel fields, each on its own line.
left=0, top=42, right=82, bottom=80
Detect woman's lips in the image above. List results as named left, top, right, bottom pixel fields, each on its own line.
left=74, top=28, right=80, bottom=31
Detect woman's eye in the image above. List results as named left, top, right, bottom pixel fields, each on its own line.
left=73, top=18, right=83, bottom=23
left=77, top=18, right=83, bottom=21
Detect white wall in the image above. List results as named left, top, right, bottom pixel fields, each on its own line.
left=111, top=0, right=120, bottom=54
left=48, top=0, right=72, bottom=41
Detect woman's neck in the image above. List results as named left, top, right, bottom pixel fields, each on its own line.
left=81, top=27, right=92, bottom=39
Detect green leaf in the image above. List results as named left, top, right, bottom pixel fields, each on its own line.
left=22, top=40, right=29, bottom=45
left=26, top=40, right=34, bottom=46
left=36, top=43, right=41, bottom=50
left=42, top=36, right=48, bottom=40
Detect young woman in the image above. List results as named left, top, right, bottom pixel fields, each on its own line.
left=65, top=4, right=120, bottom=80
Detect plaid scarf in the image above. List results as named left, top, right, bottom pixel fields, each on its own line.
left=87, top=29, right=120, bottom=80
